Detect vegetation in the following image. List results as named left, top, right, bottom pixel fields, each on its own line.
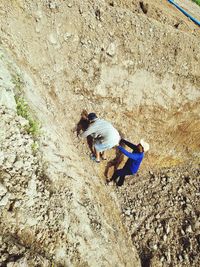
left=15, top=97, right=40, bottom=137
left=12, top=73, right=24, bottom=93
left=31, top=141, right=39, bottom=155
left=192, top=0, right=200, bottom=6
left=12, top=73, right=40, bottom=137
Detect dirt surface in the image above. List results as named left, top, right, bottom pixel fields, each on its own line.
left=113, top=163, right=200, bottom=267
left=0, top=0, right=200, bottom=266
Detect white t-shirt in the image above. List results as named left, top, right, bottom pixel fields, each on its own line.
left=81, top=119, right=120, bottom=147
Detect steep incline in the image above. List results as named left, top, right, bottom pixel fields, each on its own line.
left=0, top=0, right=199, bottom=266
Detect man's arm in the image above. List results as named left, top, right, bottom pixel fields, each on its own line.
left=118, top=146, right=141, bottom=160
left=121, top=139, right=137, bottom=150
left=81, top=123, right=96, bottom=138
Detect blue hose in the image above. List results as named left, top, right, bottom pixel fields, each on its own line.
left=168, top=0, right=200, bottom=26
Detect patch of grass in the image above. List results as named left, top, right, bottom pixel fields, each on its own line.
left=12, top=73, right=24, bottom=93
left=15, top=97, right=40, bottom=137
left=192, top=0, right=200, bottom=6
left=31, top=141, right=39, bottom=155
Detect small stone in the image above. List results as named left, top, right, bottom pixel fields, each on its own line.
left=0, top=151, right=5, bottom=165
left=167, top=250, right=171, bottom=263
left=152, top=244, right=158, bottom=251
left=145, top=222, right=150, bottom=230
left=160, top=256, right=165, bottom=262
left=0, top=193, right=10, bottom=206
left=163, top=234, right=167, bottom=241
left=181, top=229, right=185, bottom=235
left=106, top=42, right=116, bottom=57
left=178, top=254, right=183, bottom=262
left=63, top=32, right=72, bottom=41
left=155, top=214, right=160, bottom=219
left=0, top=183, right=7, bottom=196
left=49, top=2, right=57, bottom=9
left=166, top=224, right=170, bottom=234
left=125, top=209, right=131, bottom=216
left=186, top=225, right=192, bottom=233
left=156, top=228, right=160, bottom=234
left=48, top=33, right=58, bottom=44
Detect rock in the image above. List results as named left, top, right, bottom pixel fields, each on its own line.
left=106, top=43, right=116, bottom=57
left=0, top=183, right=7, bottom=196
left=18, top=117, right=29, bottom=127
left=166, top=224, right=170, bottom=234
left=186, top=225, right=192, bottom=233
left=178, top=254, right=183, bottom=262
left=152, top=244, right=158, bottom=251
left=13, top=160, right=24, bottom=171
left=155, top=227, right=160, bottom=234
left=49, top=2, right=58, bottom=9
left=0, top=192, right=10, bottom=206
left=0, top=151, right=5, bottom=165
left=0, top=88, right=16, bottom=111
left=48, top=33, right=58, bottom=44
left=145, top=222, right=150, bottom=230
left=163, top=234, right=167, bottom=241
left=125, top=209, right=131, bottom=216
left=63, top=32, right=72, bottom=41
left=167, top=250, right=171, bottom=263
left=155, top=214, right=160, bottom=219
left=194, top=221, right=200, bottom=230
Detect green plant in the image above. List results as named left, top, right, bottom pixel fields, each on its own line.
left=27, top=117, right=40, bottom=136
left=16, top=97, right=29, bottom=118
left=15, top=97, right=40, bottom=137
left=12, top=73, right=24, bottom=93
left=31, top=141, right=39, bottom=154
left=192, top=0, right=200, bottom=6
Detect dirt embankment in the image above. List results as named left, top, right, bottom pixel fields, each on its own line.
left=0, top=0, right=199, bottom=266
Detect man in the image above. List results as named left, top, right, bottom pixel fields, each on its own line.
left=81, top=113, right=120, bottom=163
left=107, top=138, right=149, bottom=186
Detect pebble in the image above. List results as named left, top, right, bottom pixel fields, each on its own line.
left=0, top=183, right=7, bottom=196
left=48, top=33, right=58, bottom=44
left=106, top=42, right=116, bottom=57
left=125, top=209, right=131, bottom=216
left=186, top=225, right=192, bottom=233
left=49, top=3, right=57, bottom=9
left=63, top=32, right=72, bottom=41
left=155, top=214, right=160, bottom=219
left=166, top=224, right=170, bottom=234
left=163, top=234, right=167, bottom=241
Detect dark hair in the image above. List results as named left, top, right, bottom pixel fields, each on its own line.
left=88, top=113, right=97, bottom=121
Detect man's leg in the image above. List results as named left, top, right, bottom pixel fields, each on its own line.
left=113, top=168, right=130, bottom=186
left=87, top=136, right=94, bottom=155
left=109, top=169, right=123, bottom=183
left=100, top=151, right=107, bottom=160
left=116, top=175, right=126, bottom=186
left=95, top=148, right=100, bottom=162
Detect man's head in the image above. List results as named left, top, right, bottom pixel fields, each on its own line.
left=88, top=113, right=98, bottom=122
left=139, top=139, right=150, bottom=152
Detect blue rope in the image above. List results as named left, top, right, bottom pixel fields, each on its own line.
left=168, top=0, right=200, bottom=26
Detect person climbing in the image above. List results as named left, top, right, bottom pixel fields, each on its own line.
left=76, top=110, right=93, bottom=154
left=81, top=113, right=121, bottom=163
left=107, top=138, right=149, bottom=186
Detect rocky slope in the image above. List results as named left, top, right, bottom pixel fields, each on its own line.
left=115, top=163, right=200, bottom=267
left=0, top=0, right=199, bottom=266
